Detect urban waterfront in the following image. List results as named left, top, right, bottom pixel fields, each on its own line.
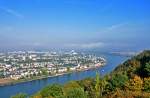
left=0, top=53, right=129, bottom=98
left=0, top=50, right=106, bottom=82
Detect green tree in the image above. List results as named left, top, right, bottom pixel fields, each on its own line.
left=95, top=72, right=100, bottom=98
left=40, top=68, right=48, bottom=76
left=78, top=78, right=95, bottom=98
left=56, top=65, right=59, bottom=74
left=100, top=75, right=108, bottom=97
left=95, top=72, right=108, bottom=98
left=11, top=93, right=27, bottom=98
left=0, top=70, right=4, bottom=78
left=67, top=66, right=70, bottom=72
left=143, top=77, right=150, bottom=92
left=66, top=88, right=87, bottom=98
left=109, top=73, right=128, bottom=90
left=63, top=81, right=81, bottom=95
left=144, top=62, right=150, bottom=76
left=40, top=84, right=63, bottom=98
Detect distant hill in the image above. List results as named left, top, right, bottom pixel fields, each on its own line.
left=106, top=50, right=150, bottom=97
left=113, top=50, right=150, bottom=78
left=11, top=50, right=150, bottom=98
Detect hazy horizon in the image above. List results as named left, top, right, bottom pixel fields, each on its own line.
left=0, top=0, right=150, bottom=51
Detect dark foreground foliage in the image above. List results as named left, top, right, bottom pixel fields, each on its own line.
left=11, top=50, right=150, bottom=98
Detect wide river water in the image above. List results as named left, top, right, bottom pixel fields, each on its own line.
left=0, top=53, right=129, bottom=98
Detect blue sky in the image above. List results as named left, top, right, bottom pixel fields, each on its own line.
left=0, top=0, right=150, bottom=51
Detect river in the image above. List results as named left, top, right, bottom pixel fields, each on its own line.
left=0, top=53, right=129, bottom=98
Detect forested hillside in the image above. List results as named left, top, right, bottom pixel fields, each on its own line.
left=12, top=50, right=150, bottom=98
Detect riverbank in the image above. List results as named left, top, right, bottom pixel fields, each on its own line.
left=0, top=78, right=14, bottom=86
left=0, top=64, right=105, bottom=86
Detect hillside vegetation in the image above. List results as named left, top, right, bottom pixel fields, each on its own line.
left=11, top=50, right=150, bottom=98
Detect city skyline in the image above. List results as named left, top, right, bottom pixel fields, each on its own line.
left=0, top=0, right=150, bottom=51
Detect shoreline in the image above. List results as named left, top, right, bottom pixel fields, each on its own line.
left=0, top=64, right=105, bottom=87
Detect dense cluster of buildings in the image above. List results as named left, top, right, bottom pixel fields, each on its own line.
left=0, top=50, right=106, bottom=80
